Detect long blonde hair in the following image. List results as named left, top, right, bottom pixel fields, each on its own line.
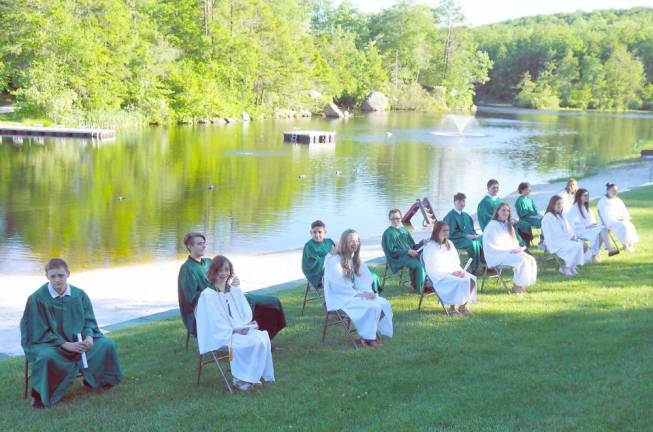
left=491, top=203, right=516, bottom=239
left=337, top=229, right=361, bottom=278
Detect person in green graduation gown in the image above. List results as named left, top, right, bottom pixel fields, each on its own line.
left=477, top=179, right=527, bottom=247
left=20, top=259, right=122, bottom=408
left=515, top=182, right=543, bottom=246
left=178, top=232, right=286, bottom=339
left=381, top=209, right=426, bottom=294
left=301, top=220, right=336, bottom=288
left=443, top=192, right=483, bottom=274
left=477, top=179, right=504, bottom=231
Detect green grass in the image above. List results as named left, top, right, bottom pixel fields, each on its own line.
left=2, top=186, right=652, bottom=431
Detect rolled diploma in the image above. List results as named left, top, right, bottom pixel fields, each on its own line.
left=77, top=333, right=89, bottom=369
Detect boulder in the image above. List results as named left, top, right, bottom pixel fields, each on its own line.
left=196, top=118, right=210, bottom=124
left=241, top=112, right=251, bottom=122
left=362, top=91, right=389, bottom=112
left=324, top=102, right=344, bottom=118
left=297, top=109, right=312, bottom=118
left=211, top=117, right=226, bottom=125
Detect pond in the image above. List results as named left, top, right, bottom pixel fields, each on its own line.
left=1, top=107, right=652, bottom=273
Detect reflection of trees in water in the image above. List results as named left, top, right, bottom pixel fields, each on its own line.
left=1, top=111, right=651, bottom=269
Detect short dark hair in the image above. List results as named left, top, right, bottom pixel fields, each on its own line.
left=487, top=179, right=499, bottom=188
left=45, top=258, right=69, bottom=274
left=310, top=220, right=326, bottom=229
left=453, top=192, right=466, bottom=202
left=518, top=182, right=530, bottom=193
left=605, top=182, right=616, bottom=190
left=207, top=255, right=234, bottom=284
left=183, top=232, right=206, bottom=251
left=388, top=209, right=402, bottom=218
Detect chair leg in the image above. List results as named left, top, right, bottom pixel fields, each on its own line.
left=211, top=351, right=234, bottom=394
left=23, top=359, right=29, bottom=400
left=196, top=354, right=203, bottom=385
left=300, top=282, right=310, bottom=317
left=321, top=310, right=330, bottom=344
left=417, top=293, right=425, bottom=311
left=185, top=330, right=190, bottom=352
left=337, top=311, right=358, bottom=350
left=381, top=263, right=389, bottom=292
left=480, top=266, right=488, bottom=292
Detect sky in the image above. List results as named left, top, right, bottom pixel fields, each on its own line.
left=348, top=0, right=653, bottom=26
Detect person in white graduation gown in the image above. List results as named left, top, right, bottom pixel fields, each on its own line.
left=422, top=221, right=476, bottom=314
left=566, top=188, right=619, bottom=261
left=482, top=203, right=537, bottom=293
left=541, top=195, right=587, bottom=276
left=323, top=229, right=393, bottom=347
left=195, top=255, right=274, bottom=391
left=558, top=178, right=578, bottom=215
left=597, top=182, right=639, bottom=252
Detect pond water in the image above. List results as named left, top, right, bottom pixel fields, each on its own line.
left=1, top=107, right=652, bottom=273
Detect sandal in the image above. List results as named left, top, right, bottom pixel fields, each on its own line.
left=458, top=306, right=470, bottom=314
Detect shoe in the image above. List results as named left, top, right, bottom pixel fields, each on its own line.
left=591, top=255, right=601, bottom=263
left=608, top=249, right=620, bottom=257
left=31, top=396, right=44, bottom=409
left=458, top=306, right=470, bottom=314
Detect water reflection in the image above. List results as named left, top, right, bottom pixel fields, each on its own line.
left=1, top=109, right=650, bottom=272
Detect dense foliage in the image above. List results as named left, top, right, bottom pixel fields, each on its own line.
left=0, top=0, right=490, bottom=125
left=475, top=8, right=653, bottom=110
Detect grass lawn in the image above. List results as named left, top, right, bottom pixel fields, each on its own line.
left=1, top=186, right=652, bottom=431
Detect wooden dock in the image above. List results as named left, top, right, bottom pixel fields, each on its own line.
left=0, top=125, right=115, bottom=139
left=284, top=130, right=335, bottom=144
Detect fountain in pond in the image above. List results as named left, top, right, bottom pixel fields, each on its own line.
left=430, top=114, right=485, bottom=137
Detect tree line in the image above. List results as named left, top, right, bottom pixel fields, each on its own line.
left=475, top=7, right=653, bottom=111
left=1, top=2, right=652, bottom=126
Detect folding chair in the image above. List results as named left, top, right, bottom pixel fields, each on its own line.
left=321, top=307, right=360, bottom=349
left=417, top=282, right=451, bottom=316
left=300, top=281, right=323, bottom=317
left=196, top=348, right=234, bottom=393
left=380, top=262, right=409, bottom=292
left=480, top=264, right=511, bottom=292
left=597, top=211, right=623, bottom=251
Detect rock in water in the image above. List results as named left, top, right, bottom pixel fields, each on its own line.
left=362, top=91, right=389, bottom=112
left=324, top=102, right=345, bottom=118
left=241, top=112, right=251, bottom=122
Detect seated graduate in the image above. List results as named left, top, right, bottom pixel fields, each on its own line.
left=195, top=255, right=274, bottom=391
left=541, top=195, right=587, bottom=276
left=442, top=192, right=483, bottom=274
left=597, top=182, right=640, bottom=252
left=20, top=258, right=122, bottom=408
left=515, top=182, right=543, bottom=246
left=558, top=178, right=578, bottom=215
left=178, top=232, right=286, bottom=340
left=324, top=229, right=393, bottom=347
left=301, top=220, right=336, bottom=289
left=477, top=179, right=503, bottom=231
left=381, top=209, right=426, bottom=294
left=566, top=188, right=619, bottom=261
left=482, top=203, right=538, bottom=293
left=423, top=221, right=477, bottom=315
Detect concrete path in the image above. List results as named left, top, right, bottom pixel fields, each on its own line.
left=2, top=158, right=651, bottom=357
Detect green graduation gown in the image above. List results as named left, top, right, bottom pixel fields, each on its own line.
left=20, top=284, right=122, bottom=407
left=477, top=195, right=504, bottom=231
left=516, top=195, right=542, bottom=230
left=381, top=226, right=426, bottom=294
left=177, top=256, right=286, bottom=338
left=443, top=209, right=483, bottom=273
left=302, top=238, right=336, bottom=288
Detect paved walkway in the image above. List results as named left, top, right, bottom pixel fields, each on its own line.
left=2, top=158, right=651, bottom=357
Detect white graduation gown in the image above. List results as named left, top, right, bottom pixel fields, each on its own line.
left=542, top=212, right=586, bottom=267
left=559, top=190, right=576, bottom=215
left=482, top=220, right=537, bottom=286
left=195, top=287, right=275, bottom=384
left=566, top=204, right=608, bottom=255
left=323, top=254, right=393, bottom=340
left=422, top=240, right=476, bottom=306
left=597, top=196, right=639, bottom=246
